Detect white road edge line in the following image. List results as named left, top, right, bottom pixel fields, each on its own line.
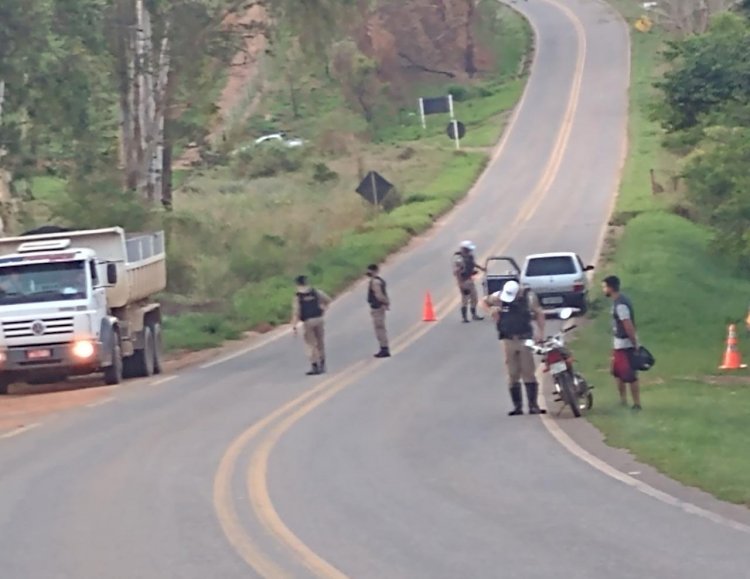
left=150, top=375, right=178, bottom=386
left=86, top=397, right=115, bottom=408
left=200, top=329, right=290, bottom=369
left=0, top=422, right=41, bottom=439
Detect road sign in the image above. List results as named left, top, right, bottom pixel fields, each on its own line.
left=356, top=171, right=394, bottom=207
left=418, top=94, right=455, bottom=128
left=447, top=121, right=466, bottom=140
left=421, top=96, right=451, bottom=115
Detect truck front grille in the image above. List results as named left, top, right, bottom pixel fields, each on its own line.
left=2, top=316, right=75, bottom=339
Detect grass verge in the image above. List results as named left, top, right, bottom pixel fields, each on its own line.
left=575, top=5, right=750, bottom=507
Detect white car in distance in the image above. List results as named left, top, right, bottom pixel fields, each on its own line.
left=254, top=131, right=304, bottom=148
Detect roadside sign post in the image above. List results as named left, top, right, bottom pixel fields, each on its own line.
left=447, top=120, right=466, bottom=150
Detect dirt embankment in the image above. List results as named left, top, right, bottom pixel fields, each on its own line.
left=359, top=0, right=493, bottom=86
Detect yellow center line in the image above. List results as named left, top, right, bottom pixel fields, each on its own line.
left=214, top=0, right=589, bottom=575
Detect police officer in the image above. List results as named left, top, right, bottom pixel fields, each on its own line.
left=291, top=275, right=332, bottom=375
left=482, top=280, right=547, bottom=415
left=366, top=264, right=391, bottom=358
left=453, top=240, right=486, bottom=323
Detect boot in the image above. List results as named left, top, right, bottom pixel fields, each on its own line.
left=461, top=306, right=469, bottom=323
left=306, top=363, right=320, bottom=376
left=508, top=384, right=524, bottom=416
left=374, top=347, right=391, bottom=358
left=319, top=359, right=326, bottom=374
left=525, top=382, right=547, bottom=414
left=471, top=306, right=484, bottom=321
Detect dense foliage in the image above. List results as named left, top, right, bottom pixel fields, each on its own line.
left=654, top=12, right=750, bottom=269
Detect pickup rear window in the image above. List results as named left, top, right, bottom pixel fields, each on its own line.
left=525, top=256, right=577, bottom=276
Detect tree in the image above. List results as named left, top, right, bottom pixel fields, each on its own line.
left=330, top=40, right=382, bottom=122
left=682, top=126, right=750, bottom=267
left=655, top=13, right=750, bottom=132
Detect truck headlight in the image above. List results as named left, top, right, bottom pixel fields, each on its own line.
left=72, top=340, right=95, bottom=359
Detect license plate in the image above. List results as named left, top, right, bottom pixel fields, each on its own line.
left=26, top=349, right=52, bottom=360
left=542, top=296, right=564, bottom=305
left=549, top=361, right=567, bottom=374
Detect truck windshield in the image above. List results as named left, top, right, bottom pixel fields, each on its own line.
left=0, top=261, right=88, bottom=305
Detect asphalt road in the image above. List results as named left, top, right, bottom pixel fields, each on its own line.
left=1, top=0, right=749, bottom=577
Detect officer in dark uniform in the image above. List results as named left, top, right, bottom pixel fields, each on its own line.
left=482, top=280, right=547, bottom=415
left=291, top=275, right=332, bottom=375
left=453, top=240, right=485, bottom=323
left=366, top=264, right=390, bottom=358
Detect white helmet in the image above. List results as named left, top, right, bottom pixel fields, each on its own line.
left=460, top=240, right=476, bottom=251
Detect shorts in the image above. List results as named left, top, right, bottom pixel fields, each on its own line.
left=611, top=348, right=638, bottom=383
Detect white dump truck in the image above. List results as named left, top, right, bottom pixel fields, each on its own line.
left=0, top=227, right=167, bottom=394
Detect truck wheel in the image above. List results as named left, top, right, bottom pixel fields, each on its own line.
left=151, top=322, right=163, bottom=375
left=104, top=335, right=123, bottom=385
left=0, top=379, right=10, bottom=395
left=131, top=326, right=156, bottom=378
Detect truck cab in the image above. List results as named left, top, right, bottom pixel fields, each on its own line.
left=0, top=228, right=166, bottom=394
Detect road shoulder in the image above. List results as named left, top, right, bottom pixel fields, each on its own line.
left=541, top=385, right=750, bottom=528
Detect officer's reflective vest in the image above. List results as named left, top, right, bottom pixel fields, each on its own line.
left=497, top=290, right=533, bottom=339
left=298, top=289, right=323, bottom=321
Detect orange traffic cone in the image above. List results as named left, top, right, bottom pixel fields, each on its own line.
left=719, top=324, right=747, bottom=370
left=422, top=291, right=437, bottom=322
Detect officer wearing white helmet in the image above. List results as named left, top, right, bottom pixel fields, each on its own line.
left=453, top=240, right=486, bottom=323
left=482, top=280, right=547, bottom=415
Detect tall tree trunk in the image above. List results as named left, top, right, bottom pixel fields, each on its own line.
left=0, top=80, right=5, bottom=128
left=115, top=0, right=138, bottom=190
left=161, top=112, right=173, bottom=212
left=134, top=0, right=149, bottom=197
left=464, top=0, right=478, bottom=78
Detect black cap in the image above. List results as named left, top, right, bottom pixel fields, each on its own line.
left=295, top=275, right=307, bottom=285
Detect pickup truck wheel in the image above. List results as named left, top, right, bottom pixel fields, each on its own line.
left=151, top=322, right=163, bottom=375
left=132, top=326, right=155, bottom=378
left=0, top=379, right=10, bottom=395
left=103, top=337, right=123, bottom=385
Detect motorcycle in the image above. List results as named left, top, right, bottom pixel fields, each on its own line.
left=524, top=307, right=593, bottom=417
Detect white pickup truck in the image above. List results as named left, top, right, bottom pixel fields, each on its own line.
left=0, top=227, right=167, bottom=394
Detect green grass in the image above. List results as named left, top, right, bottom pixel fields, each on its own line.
left=29, top=176, right=67, bottom=202
left=575, top=8, right=750, bottom=506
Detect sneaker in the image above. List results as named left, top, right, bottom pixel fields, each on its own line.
left=374, top=348, right=391, bottom=358
left=632, top=404, right=642, bottom=411
left=508, top=408, right=524, bottom=416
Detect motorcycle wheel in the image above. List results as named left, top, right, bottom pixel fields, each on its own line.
left=558, top=372, right=581, bottom=418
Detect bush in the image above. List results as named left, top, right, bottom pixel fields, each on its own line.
left=232, top=275, right=295, bottom=327
left=228, top=234, right=289, bottom=284
left=369, top=199, right=453, bottom=234
left=230, top=144, right=304, bottom=179
left=163, top=313, right=242, bottom=351
left=312, top=162, right=339, bottom=183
